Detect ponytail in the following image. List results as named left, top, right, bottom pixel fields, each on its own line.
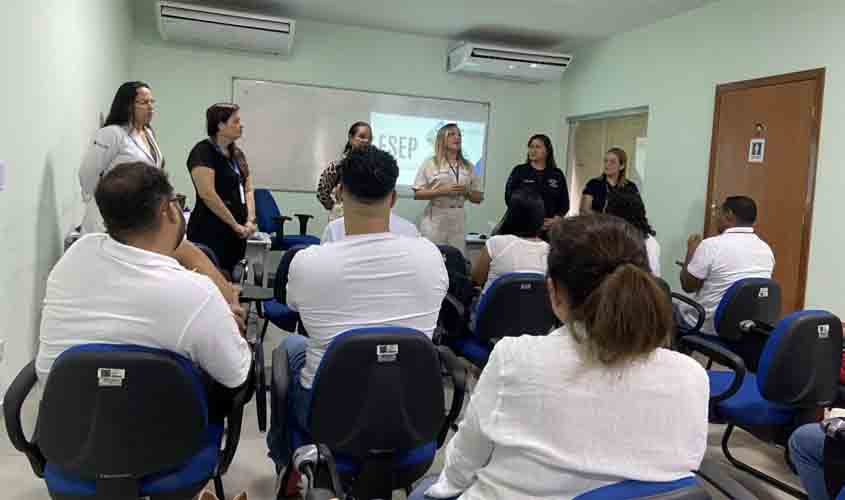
left=577, top=264, right=673, bottom=366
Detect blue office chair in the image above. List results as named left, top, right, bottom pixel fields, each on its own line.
left=272, top=327, right=467, bottom=500
left=573, top=477, right=708, bottom=500
left=2, top=344, right=253, bottom=500
left=446, top=272, right=557, bottom=368
left=681, top=310, right=842, bottom=498
left=679, top=278, right=781, bottom=372
left=255, top=188, right=319, bottom=251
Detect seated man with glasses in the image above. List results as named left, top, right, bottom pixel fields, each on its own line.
left=37, top=162, right=251, bottom=419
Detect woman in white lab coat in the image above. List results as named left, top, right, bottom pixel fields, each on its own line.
left=413, top=123, right=484, bottom=256
left=78, top=81, right=238, bottom=302
left=79, top=81, right=164, bottom=234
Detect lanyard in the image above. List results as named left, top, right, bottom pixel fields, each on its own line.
left=448, top=162, right=460, bottom=185
left=209, top=139, right=241, bottom=181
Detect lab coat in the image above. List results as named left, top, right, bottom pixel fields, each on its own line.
left=413, top=158, right=481, bottom=256
left=79, top=125, right=164, bottom=233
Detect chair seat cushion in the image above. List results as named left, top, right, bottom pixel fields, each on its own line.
left=709, top=371, right=795, bottom=426
left=263, top=300, right=299, bottom=332
left=45, top=424, right=224, bottom=496
left=574, top=477, right=698, bottom=500
left=334, top=441, right=437, bottom=475
left=446, top=335, right=490, bottom=367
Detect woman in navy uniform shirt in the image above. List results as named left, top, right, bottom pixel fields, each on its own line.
left=504, top=134, right=569, bottom=232
left=186, top=103, right=256, bottom=273
left=581, top=147, right=640, bottom=214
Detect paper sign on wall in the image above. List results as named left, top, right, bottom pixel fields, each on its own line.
left=748, top=138, right=766, bottom=163
left=0, top=160, right=6, bottom=191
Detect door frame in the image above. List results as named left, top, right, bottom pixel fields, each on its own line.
left=704, top=68, right=826, bottom=309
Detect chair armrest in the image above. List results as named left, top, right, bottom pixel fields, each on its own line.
left=271, top=346, right=290, bottom=429
left=2, top=361, right=45, bottom=477
left=239, top=285, right=275, bottom=304
left=680, top=335, right=747, bottom=403
left=217, top=376, right=256, bottom=476
left=436, top=345, right=467, bottom=448
left=293, top=214, right=314, bottom=235
left=672, top=293, right=706, bottom=335
left=272, top=216, right=292, bottom=241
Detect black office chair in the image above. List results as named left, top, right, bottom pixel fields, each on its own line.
left=446, top=272, right=557, bottom=367
left=679, top=278, right=781, bottom=372
left=273, top=327, right=467, bottom=500
left=244, top=244, right=311, bottom=432
left=654, top=277, right=706, bottom=349
left=3, top=344, right=253, bottom=500
left=681, top=310, right=842, bottom=498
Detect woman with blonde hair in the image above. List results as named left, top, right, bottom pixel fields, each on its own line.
left=413, top=123, right=484, bottom=255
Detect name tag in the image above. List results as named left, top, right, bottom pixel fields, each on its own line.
left=239, top=184, right=245, bottom=204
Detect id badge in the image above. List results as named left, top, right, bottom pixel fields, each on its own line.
left=239, top=184, right=245, bottom=204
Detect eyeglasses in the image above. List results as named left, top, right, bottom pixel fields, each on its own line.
left=135, top=99, right=156, bottom=107
left=169, top=194, right=186, bottom=210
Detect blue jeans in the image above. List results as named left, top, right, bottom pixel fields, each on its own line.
left=267, top=335, right=313, bottom=472
left=789, top=423, right=829, bottom=500
left=407, top=476, right=458, bottom=500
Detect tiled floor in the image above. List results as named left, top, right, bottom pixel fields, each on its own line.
left=0, top=335, right=811, bottom=500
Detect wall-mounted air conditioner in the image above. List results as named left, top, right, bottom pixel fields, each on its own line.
left=447, top=42, right=572, bottom=83
left=157, top=1, right=295, bottom=56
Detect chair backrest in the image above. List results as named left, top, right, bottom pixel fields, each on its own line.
left=757, top=310, right=843, bottom=407
left=309, top=327, right=444, bottom=459
left=273, top=244, right=311, bottom=302
left=475, top=272, right=556, bottom=341
left=438, top=245, right=475, bottom=309
left=36, top=344, right=207, bottom=484
left=255, top=188, right=281, bottom=234
left=714, top=278, right=781, bottom=341
left=193, top=242, right=221, bottom=270
left=573, top=477, right=709, bottom=500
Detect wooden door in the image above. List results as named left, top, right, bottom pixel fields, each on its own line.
left=705, top=69, right=825, bottom=313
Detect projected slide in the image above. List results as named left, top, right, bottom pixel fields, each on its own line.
left=370, top=112, right=487, bottom=187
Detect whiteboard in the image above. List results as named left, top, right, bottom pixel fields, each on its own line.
left=232, top=78, right=490, bottom=194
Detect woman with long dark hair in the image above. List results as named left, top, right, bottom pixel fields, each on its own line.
left=412, top=215, right=708, bottom=500
left=185, top=103, right=256, bottom=273
left=605, top=192, right=661, bottom=277
left=316, top=121, right=372, bottom=220
left=472, top=189, right=549, bottom=293
left=504, top=134, right=569, bottom=231
left=80, top=81, right=163, bottom=233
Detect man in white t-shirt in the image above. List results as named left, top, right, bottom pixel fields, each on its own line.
left=321, top=212, right=420, bottom=243
left=37, top=163, right=251, bottom=418
left=678, top=196, right=775, bottom=335
left=267, top=146, right=448, bottom=482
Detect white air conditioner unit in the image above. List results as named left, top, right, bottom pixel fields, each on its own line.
left=157, top=1, right=295, bottom=56
left=447, top=42, right=572, bottom=82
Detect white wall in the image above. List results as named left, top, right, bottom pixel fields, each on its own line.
left=562, top=0, right=845, bottom=313
left=0, top=0, right=134, bottom=393
left=131, top=4, right=563, bottom=237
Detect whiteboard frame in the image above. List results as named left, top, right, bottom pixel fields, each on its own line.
left=231, top=76, right=492, bottom=196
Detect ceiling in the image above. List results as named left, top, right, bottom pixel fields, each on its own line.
left=164, top=0, right=719, bottom=50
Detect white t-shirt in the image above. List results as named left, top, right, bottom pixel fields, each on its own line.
left=682, top=227, right=775, bottom=334
left=646, top=235, right=661, bottom=278
left=482, top=235, right=550, bottom=293
left=288, top=233, right=448, bottom=389
left=426, top=325, right=709, bottom=500
left=79, top=125, right=164, bottom=234
left=36, top=234, right=250, bottom=388
left=321, top=213, right=420, bottom=243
